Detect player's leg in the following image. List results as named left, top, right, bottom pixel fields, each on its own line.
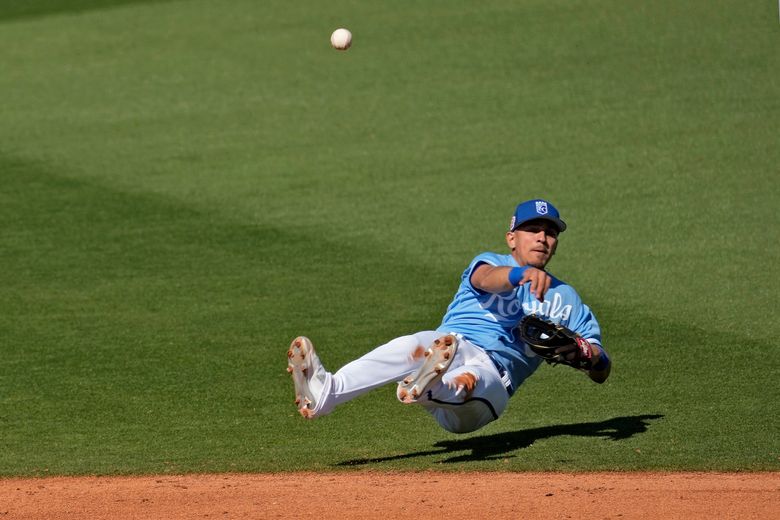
left=418, top=340, right=510, bottom=434
left=330, top=331, right=446, bottom=406
left=287, top=332, right=440, bottom=419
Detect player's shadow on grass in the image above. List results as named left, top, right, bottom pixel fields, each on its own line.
left=336, top=414, right=663, bottom=466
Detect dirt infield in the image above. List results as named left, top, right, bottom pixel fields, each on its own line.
left=2, top=471, right=778, bottom=519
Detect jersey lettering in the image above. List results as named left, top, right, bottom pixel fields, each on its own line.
left=481, top=290, right=572, bottom=321
left=481, top=290, right=523, bottom=318
left=521, top=292, right=572, bottom=321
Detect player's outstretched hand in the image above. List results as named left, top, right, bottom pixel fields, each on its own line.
left=518, top=266, right=552, bottom=301
left=470, top=264, right=552, bottom=301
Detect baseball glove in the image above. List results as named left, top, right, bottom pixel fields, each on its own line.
left=517, top=314, right=595, bottom=370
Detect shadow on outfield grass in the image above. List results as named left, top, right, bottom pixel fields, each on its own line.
left=336, top=414, right=664, bottom=466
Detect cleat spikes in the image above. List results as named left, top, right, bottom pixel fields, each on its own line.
left=287, top=336, right=329, bottom=420
left=397, top=335, right=458, bottom=404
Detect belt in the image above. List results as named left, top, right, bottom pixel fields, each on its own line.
left=487, top=352, right=515, bottom=396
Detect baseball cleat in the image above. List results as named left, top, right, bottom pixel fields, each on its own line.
left=287, top=336, right=330, bottom=419
left=397, top=334, right=458, bottom=404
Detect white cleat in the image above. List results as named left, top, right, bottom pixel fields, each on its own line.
left=397, top=334, right=458, bottom=403
left=287, top=336, right=330, bottom=419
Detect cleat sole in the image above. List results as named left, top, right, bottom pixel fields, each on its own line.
left=397, top=335, right=458, bottom=404
left=287, top=336, right=318, bottom=418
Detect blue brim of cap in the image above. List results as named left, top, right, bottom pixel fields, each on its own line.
left=512, top=215, right=567, bottom=233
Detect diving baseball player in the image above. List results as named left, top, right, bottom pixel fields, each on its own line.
left=287, top=199, right=612, bottom=433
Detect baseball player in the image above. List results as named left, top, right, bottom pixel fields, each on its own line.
left=287, top=199, right=611, bottom=433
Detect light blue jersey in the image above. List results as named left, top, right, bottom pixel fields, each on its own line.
left=436, top=252, right=602, bottom=392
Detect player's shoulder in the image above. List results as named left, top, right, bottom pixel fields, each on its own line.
left=470, top=251, right=515, bottom=267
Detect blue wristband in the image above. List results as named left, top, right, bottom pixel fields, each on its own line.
left=592, top=348, right=610, bottom=371
left=508, top=266, right=528, bottom=286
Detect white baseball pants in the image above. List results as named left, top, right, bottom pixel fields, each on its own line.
left=316, top=331, right=510, bottom=433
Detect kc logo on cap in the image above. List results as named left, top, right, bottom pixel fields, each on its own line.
left=535, top=201, right=548, bottom=215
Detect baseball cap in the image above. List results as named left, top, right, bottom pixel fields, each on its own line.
left=509, top=199, right=567, bottom=233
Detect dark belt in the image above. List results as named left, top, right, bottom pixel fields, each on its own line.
left=487, top=353, right=515, bottom=396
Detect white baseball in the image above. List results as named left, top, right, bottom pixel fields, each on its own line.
left=330, top=28, right=352, bottom=50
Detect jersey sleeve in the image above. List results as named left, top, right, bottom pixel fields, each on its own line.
left=565, top=287, right=601, bottom=346
left=462, top=252, right=507, bottom=293
left=565, top=297, right=602, bottom=346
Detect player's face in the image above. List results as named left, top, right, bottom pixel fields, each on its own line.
left=506, top=219, right=559, bottom=268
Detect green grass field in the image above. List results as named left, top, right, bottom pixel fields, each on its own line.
left=1, top=0, right=778, bottom=476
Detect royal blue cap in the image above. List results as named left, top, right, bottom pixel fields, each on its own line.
left=509, top=199, right=567, bottom=233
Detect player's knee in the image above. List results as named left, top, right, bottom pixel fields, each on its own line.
left=432, top=404, right=497, bottom=434
left=390, top=335, right=428, bottom=361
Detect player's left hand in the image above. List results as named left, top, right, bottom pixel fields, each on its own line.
left=552, top=338, right=594, bottom=364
